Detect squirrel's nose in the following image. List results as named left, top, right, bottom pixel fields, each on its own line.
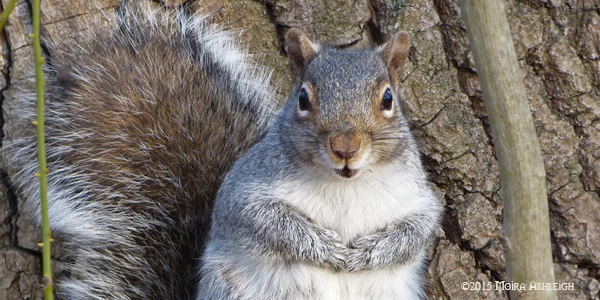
left=333, top=149, right=356, bottom=160
left=330, top=134, right=361, bottom=161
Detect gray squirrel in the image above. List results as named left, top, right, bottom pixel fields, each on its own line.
left=3, top=3, right=441, bottom=300
left=198, top=28, right=442, bottom=300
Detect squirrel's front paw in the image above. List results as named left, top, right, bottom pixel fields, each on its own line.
left=317, top=229, right=347, bottom=269
left=328, top=241, right=349, bottom=270
left=344, top=233, right=386, bottom=272
left=347, top=228, right=407, bottom=271
left=346, top=232, right=394, bottom=272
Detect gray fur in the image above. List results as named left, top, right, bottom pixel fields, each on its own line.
left=198, top=38, right=442, bottom=299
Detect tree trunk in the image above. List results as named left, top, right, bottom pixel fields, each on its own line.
left=0, top=0, right=598, bottom=299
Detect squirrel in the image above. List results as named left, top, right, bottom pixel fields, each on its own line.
left=3, top=2, right=441, bottom=300
left=197, top=28, right=442, bottom=300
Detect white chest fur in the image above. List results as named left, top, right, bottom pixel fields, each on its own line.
left=212, top=249, right=426, bottom=300
left=275, top=162, right=433, bottom=244
left=260, top=163, right=433, bottom=299
left=202, top=161, right=434, bottom=300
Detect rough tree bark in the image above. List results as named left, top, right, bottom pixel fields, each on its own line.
left=0, top=0, right=598, bottom=299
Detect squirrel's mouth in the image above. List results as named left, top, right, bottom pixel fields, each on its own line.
left=335, top=166, right=358, bottom=179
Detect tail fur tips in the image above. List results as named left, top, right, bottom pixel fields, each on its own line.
left=2, top=4, right=276, bottom=300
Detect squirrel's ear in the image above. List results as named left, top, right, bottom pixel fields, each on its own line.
left=286, top=29, right=319, bottom=78
left=379, top=32, right=410, bottom=84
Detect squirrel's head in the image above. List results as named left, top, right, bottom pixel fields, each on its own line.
left=281, top=29, right=414, bottom=180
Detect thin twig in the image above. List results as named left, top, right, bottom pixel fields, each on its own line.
left=32, top=0, right=54, bottom=298
left=0, top=0, right=18, bottom=32
left=459, top=0, right=557, bottom=299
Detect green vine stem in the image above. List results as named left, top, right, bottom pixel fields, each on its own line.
left=0, top=0, right=18, bottom=32
left=32, top=0, right=54, bottom=298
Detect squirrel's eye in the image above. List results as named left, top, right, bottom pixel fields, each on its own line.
left=381, top=88, right=393, bottom=111
left=298, top=88, right=311, bottom=111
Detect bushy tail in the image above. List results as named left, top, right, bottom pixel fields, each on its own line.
left=2, top=3, right=277, bottom=299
